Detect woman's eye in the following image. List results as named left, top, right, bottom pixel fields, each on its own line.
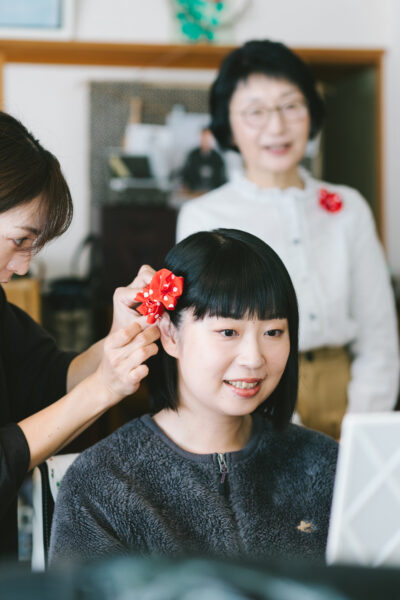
left=13, top=238, right=28, bottom=248
left=220, top=329, right=237, bottom=337
left=13, top=237, right=34, bottom=251
left=243, top=106, right=263, bottom=118
left=266, top=329, right=283, bottom=337
left=282, top=101, right=305, bottom=115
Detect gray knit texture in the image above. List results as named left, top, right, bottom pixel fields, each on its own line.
left=49, top=414, right=337, bottom=565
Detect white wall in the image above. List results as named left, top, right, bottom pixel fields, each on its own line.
left=73, top=0, right=391, bottom=48
left=235, top=0, right=391, bottom=47
left=383, top=0, right=400, bottom=275
left=3, top=0, right=400, bottom=278
left=74, top=0, right=173, bottom=42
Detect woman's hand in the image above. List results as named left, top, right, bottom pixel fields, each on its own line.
left=20, top=313, right=160, bottom=471
left=93, top=320, right=160, bottom=406
left=66, top=264, right=158, bottom=393
left=17, top=253, right=159, bottom=473
left=110, top=264, right=156, bottom=334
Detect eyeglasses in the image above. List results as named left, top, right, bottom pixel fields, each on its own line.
left=232, top=100, right=308, bottom=129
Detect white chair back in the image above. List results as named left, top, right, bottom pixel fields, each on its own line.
left=31, top=453, right=79, bottom=571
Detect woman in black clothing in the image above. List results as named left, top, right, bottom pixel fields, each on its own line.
left=0, top=111, right=159, bottom=557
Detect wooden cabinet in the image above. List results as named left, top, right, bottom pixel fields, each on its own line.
left=98, top=205, right=177, bottom=303
left=3, top=277, right=41, bottom=323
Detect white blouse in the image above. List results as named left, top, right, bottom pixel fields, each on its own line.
left=176, top=169, right=400, bottom=414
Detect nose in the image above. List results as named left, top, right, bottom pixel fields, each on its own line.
left=237, top=334, right=265, bottom=369
left=7, top=252, right=31, bottom=276
left=263, top=108, right=286, bottom=134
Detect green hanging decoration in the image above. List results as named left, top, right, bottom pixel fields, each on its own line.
left=172, top=0, right=252, bottom=43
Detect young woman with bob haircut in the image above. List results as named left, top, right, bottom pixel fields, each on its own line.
left=50, top=229, right=337, bottom=564
left=177, top=39, right=399, bottom=441
left=0, top=111, right=159, bottom=558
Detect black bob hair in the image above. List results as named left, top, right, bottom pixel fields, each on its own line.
left=0, top=111, right=73, bottom=250
left=209, top=39, right=325, bottom=151
left=147, top=228, right=299, bottom=430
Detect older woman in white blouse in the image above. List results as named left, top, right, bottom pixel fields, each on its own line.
left=176, top=40, right=399, bottom=439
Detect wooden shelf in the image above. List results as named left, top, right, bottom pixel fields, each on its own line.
left=0, top=39, right=384, bottom=69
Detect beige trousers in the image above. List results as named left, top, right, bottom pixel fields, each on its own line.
left=297, top=346, right=351, bottom=440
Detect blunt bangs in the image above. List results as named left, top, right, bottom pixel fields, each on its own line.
left=179, top=242, right=291, bottom=324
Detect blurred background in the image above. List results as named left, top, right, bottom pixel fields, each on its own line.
left=1, top=0, right=400, bottom=563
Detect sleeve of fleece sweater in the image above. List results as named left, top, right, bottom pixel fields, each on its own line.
left=49, top=449, right=129, bottom=565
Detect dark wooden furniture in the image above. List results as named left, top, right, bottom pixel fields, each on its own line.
left=98, top=204, right=177, bottom=304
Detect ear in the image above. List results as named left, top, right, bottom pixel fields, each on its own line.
left=158, top=314, right=179, bottom=359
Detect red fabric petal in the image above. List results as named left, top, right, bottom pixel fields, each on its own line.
left=319, top=188, right=343, bottom=213
left=135, top=298, right=164, bottom=324
left=134, top=268, right=184, bottom=324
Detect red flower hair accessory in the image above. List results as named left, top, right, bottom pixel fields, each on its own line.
left=134, top=268, right=184, bottom=324
left=319, top=188, right=343, bottom=213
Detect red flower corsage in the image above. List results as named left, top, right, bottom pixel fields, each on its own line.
left=135, top=268, right=184, bottom=324
left=319, top=188, right=343, bottom=213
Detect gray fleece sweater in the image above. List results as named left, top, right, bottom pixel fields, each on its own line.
left=49, top=414, right=338, bottom=564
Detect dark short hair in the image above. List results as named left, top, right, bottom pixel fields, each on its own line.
left=210, top=39, right=325, bottom=151
left=0, top=111, right=73, bottom=250
left=147, top=229, right=299, bottom=429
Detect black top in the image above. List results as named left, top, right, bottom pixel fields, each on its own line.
left=0, top=286, right=74, bottom=558
left=181, top=148, right=226, bottom=192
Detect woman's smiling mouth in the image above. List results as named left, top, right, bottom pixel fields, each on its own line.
left=224, top=379, right=262, bottom=397
left=263, top=143, right=291, bottom=154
